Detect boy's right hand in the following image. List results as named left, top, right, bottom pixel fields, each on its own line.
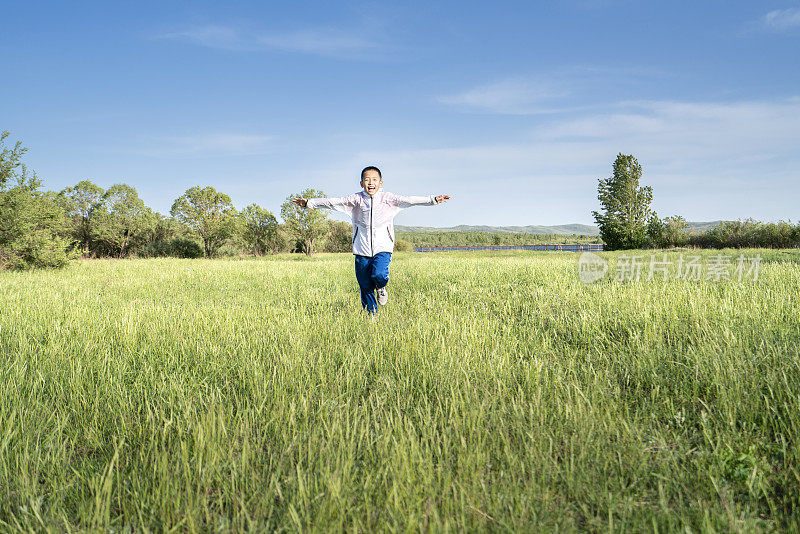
left=292, top=197, right=308, bottom=208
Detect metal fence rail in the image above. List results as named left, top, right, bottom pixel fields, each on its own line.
left=413, top=243, right=604, bottom=252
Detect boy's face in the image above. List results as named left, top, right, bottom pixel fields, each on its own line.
left=360, top=170, right=383, bottom=196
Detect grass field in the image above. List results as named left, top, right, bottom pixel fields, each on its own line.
left=1, top=250, right=799, bottom=531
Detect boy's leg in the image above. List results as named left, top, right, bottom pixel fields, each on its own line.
left=354, top=255, right=378, bottom=313
left=370, top=252, right=392, bottom=289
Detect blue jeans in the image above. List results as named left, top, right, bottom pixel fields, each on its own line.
left=354, top=252, right=391, bottom=313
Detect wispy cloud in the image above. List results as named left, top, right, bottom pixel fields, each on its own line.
left=256, top=30, right=377, bottom=57
left=157, top=24, right=381, bottom=59
left=351, top=97, right=800, bottom=223
left=131, top=133, right=276, bottom=157
left=438, top=67, right=666, bottom=115
left=382, top=97, right=800, bottom=178
left=762, top=7, right=800, bottom=31
left=536, top=98, right=800, bottom=170
left=160, top=25, right=246, bottom=50
left=437, top=78, right=570, bottom=115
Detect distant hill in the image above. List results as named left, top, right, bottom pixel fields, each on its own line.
left=686, top=221, right=724, bottom=233
left=396, top=221, right=725, bottom=236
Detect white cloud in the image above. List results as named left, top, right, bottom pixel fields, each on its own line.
left=763, top=7, right=800, bottom=31
left=438, top=67, right=665, bottom=115
left=539, top=99, right=800, bottom=167
left=160, top=26, right=246, bottom=50
left=157, top=24, right=380, bottom=58
left=134, top=133, right=276, bottom=157
left=349, top=98, right=800, bottom=224
left=257, top=30, right=376, bottom=57
left=437, top=78, right=569, bottom=115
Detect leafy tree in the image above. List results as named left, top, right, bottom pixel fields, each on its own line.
left=324, top=220, right=353, bottom=253
left=241, top=204, right=280, bottom=255
left=281, top=189, right=328, bottom=256
left=0, top=131, right=26, bottom=187
left=661, top=216, right=689, bottom=248
left=646, top=214, right=665, bottom=248
left=139, top=210, right=172, bottom=245
left=133, top=213, right=203, bottom=258
left=59, top=180, right=104, bottom=254
left=0, top=131, right=73, bottom=269
left=394, top=237, right=413, bottom=252
left=139, top=211, right=188, bottom=252
left=171, top=186, right=238, bottom=258
left=92, top=184, right=150, bottom=258
left=592, top=154, right=655, bottom=250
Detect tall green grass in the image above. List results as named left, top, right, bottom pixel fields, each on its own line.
left=1, top=250, right=798, bottom=531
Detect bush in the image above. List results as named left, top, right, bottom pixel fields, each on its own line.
left=394, top=238, right=414, bottom=252
left=645, top=215, right=689, bottom=249
left=323, top=221, right=353, bottom=253
left=137, top=238, right=204, bottom=259
left=646, top=215, right=665, bottom=248
left=689, top=219, right=800, bottom=249
left=0, top=131, right=74, bottom=269
left=0, top=190, right=75, bottom=269
left=241, top=204, right=281, bottom=255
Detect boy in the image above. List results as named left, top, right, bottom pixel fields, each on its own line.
left=292, top=166, right=450, bottom=314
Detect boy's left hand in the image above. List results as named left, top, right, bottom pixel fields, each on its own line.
left=435, top=195, right=450, bottom=204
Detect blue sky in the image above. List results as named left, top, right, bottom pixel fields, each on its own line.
left=2, top=1, right=799, bottom=226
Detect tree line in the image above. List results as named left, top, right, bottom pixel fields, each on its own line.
left=3, top=132, right=797, bottom=270
left=397, top=231, right=600, bottom=248
left=593, top=153, right=800, bottom=250
left=0, top=131, right=357, bottom=269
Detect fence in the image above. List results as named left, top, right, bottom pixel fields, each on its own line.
left=413, top=243, right=604, bottom=252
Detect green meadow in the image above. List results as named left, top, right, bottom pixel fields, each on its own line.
left=1, top=250, right=799, bottom=531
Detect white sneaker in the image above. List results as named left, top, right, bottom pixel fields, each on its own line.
left=377, top=287, right=388, bottom=305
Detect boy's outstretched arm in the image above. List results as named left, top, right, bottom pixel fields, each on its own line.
left=292, top=194, right=359, bottom=216
left=385, top=193, right=451, bottom=208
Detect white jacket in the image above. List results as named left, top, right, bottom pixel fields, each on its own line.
left=307, top=190, right=439, bottom=256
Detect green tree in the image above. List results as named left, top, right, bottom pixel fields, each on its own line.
left=171, top=186, right=238, bottom=258
left=394, top=237, right=413, bottom=251
left=134, top=212, right=204, bottom=258
left=661, top=215, right=689, bottom=248
left=646, top=214, right=665, bottom=248
left=324, top=220, right=353, bottom=253
left=146, top=213, right=192, bottom=245
left=0, top=131, right=73, bottom=269
left=241, top=203, right=280, bottom=255
left=281, top=189, right=328, bottom=256
left=592, top=154, right=655, bottom=250
left=59, top=180, right=105, bottom=255
left=92, top=184, right=149, bottom=258
left=0, top=131, right=26, bottom=187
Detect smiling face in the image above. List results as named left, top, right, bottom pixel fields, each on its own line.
left=360, top=169, right=383, bottom=196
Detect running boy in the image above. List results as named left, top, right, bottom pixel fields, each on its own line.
left=292, top=166, right=450, bottom=314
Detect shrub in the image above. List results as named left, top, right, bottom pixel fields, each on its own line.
left=323, top=220, right=353, bottom=253
left=689, top=219, right=800, bottom=249
left=0, top=131, right=75, bottom=269
left=137, top=238, right=204, bottom=259
left=394, top=238, right=413, bottom=252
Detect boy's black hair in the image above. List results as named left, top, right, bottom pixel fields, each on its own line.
left=360, top=166, right=382, bottom=181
